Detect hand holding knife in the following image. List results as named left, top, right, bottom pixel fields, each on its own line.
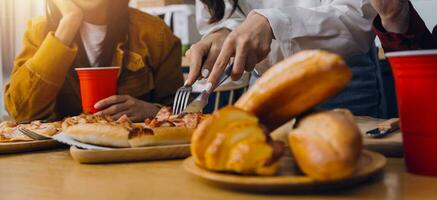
left=183, top=63, right=234, bottom=113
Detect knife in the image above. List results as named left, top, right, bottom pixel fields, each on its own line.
left=182, top=63, right=234, bottom=113
left=366, top=118, right=400, bottom=138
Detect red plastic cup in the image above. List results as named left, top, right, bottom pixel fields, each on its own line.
left=75, top=67, right=120, bottom=114
left=386, top=50, right=437, bottom=176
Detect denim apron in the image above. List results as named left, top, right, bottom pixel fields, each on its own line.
left=317, top=47, right=385, bottom=118
left=248, top=47, right=385, bottom=118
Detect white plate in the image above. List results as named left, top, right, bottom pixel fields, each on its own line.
left=53, top=133, right=112, bottom=150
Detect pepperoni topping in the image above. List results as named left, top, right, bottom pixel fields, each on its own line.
left=144, top=107, right=206, bottom=128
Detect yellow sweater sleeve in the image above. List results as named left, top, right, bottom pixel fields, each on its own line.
left=151, top=25, right=184, bottom=106
left=4, top=20, right=77, bottom=121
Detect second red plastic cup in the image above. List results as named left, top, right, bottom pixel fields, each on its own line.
left=75, top=67, right=120, bottom=114
left=387, top=50, right=437, bottom=176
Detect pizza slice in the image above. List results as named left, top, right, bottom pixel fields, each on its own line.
left=62, top=113, right=197, bottom=148
left=0, top=121, right=32, bottom=142
left=19, top=121, right=61, bottom=138
left=0, top=120, right=61, bottom=142
left=144, top=107, right=208, bottom=129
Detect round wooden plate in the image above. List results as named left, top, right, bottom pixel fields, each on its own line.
left=183, top=150, right=386, bottom=192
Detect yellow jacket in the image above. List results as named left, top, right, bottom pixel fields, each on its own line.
left=5, top=9, right=183, bottom=121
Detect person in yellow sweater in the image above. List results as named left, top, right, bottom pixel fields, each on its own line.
left=4, top=0, right=183, bottom=122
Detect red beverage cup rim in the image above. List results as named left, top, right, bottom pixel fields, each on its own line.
left=386, top=49, right=437, bottom=58
left=75, top=66, right=120, bottom=71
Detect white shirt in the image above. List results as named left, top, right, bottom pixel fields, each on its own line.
left=196, top=0, right=377, bottom=73
left=80, top=22, right=107, bottom=66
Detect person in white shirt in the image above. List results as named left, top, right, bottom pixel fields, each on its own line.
left=186, top=0, right=377, bottom=87
left=186, top=0, right=384, bottom=117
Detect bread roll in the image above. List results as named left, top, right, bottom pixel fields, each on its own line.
left=288, top=110, right=362, bottom=181
left=235, top=50, right=352, bottom=130
left=191, top=106, right=283, bottom=175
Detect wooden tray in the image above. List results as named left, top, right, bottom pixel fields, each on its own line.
left=356, top=117, right=403, bottom=157
left=70, top=144, right=191, bottom=164
left=0, top=140, right=62, bottom=154
left=183, top=150, right=386, bottom=192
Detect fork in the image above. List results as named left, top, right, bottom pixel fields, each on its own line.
left=18, top=127, right=51, bottom=140
left=172, top=84, right=192, bottom=115
left=172, top=63, right=234, bottom=115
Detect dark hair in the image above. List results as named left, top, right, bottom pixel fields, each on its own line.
left=46, top=0, right=130, bottom=68
left=200, top=0, right=243, bottom=24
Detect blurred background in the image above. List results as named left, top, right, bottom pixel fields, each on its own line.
left=1, top=0, right=437, bottom=116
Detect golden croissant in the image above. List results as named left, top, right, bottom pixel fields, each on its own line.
left=191, top=106, right=283, bottom=176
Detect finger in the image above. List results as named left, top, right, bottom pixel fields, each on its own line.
left=94, top=95, right=129, bottom=110
left=184, top=48, right=191, bottom=57
left=186, top=44, right=208, bottom=86
left=110, top=110, right=132, bottom=121
left=247, top=49, right=259, bottom=71
left=98, top=102, right=130, bottom=116
left=245, top=52, right=258, bottom=73
left=232, top=41, right=249, bottom=81
left=200, top=44, right=221, bottom=79
left=208, top=39, right=235, bottom=87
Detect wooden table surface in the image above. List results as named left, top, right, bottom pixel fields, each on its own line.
left=1, top=148, right=437, bottom=200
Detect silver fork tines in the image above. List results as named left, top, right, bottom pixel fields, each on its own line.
left=18, top=127, right=51, bottom=140
left=172, top=86, right=192, bottom=115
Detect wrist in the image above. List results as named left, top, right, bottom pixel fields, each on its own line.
left=55, top=14, right=83, bottom=46
left=380, top=4, right=410, bottom=33
left=143, top=102, right=160, bottom=118
left=258, top=14, right=274, bottom=40
left=250, top=11, right=275, bottom=40
left=60, top=13, right=83, bottom=27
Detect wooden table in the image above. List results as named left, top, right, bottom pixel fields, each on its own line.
left=1, top=148, right=436, bottom=200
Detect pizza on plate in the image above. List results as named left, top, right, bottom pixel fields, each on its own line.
left=0, top=120, right=61, bottom=142
left=62, top=108, right=208, bottom=148
left=144, top=107, right=207, bottom=129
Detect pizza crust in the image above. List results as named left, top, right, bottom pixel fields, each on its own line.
left=63, top=123, right=131, bottom=148
left=128, top=127, right=194, bottom=147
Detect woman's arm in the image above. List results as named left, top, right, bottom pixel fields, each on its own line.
left=4, top=1, right=83, bottom=121
left=185, top=0, right=244, bottom=86
left=54, top=0, right=83, bottom=45
left=4, top=21, right=78, bottom=121
left=188, top=1, right=271, bottom=86
left=253, top=0, right=377, bottom=57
